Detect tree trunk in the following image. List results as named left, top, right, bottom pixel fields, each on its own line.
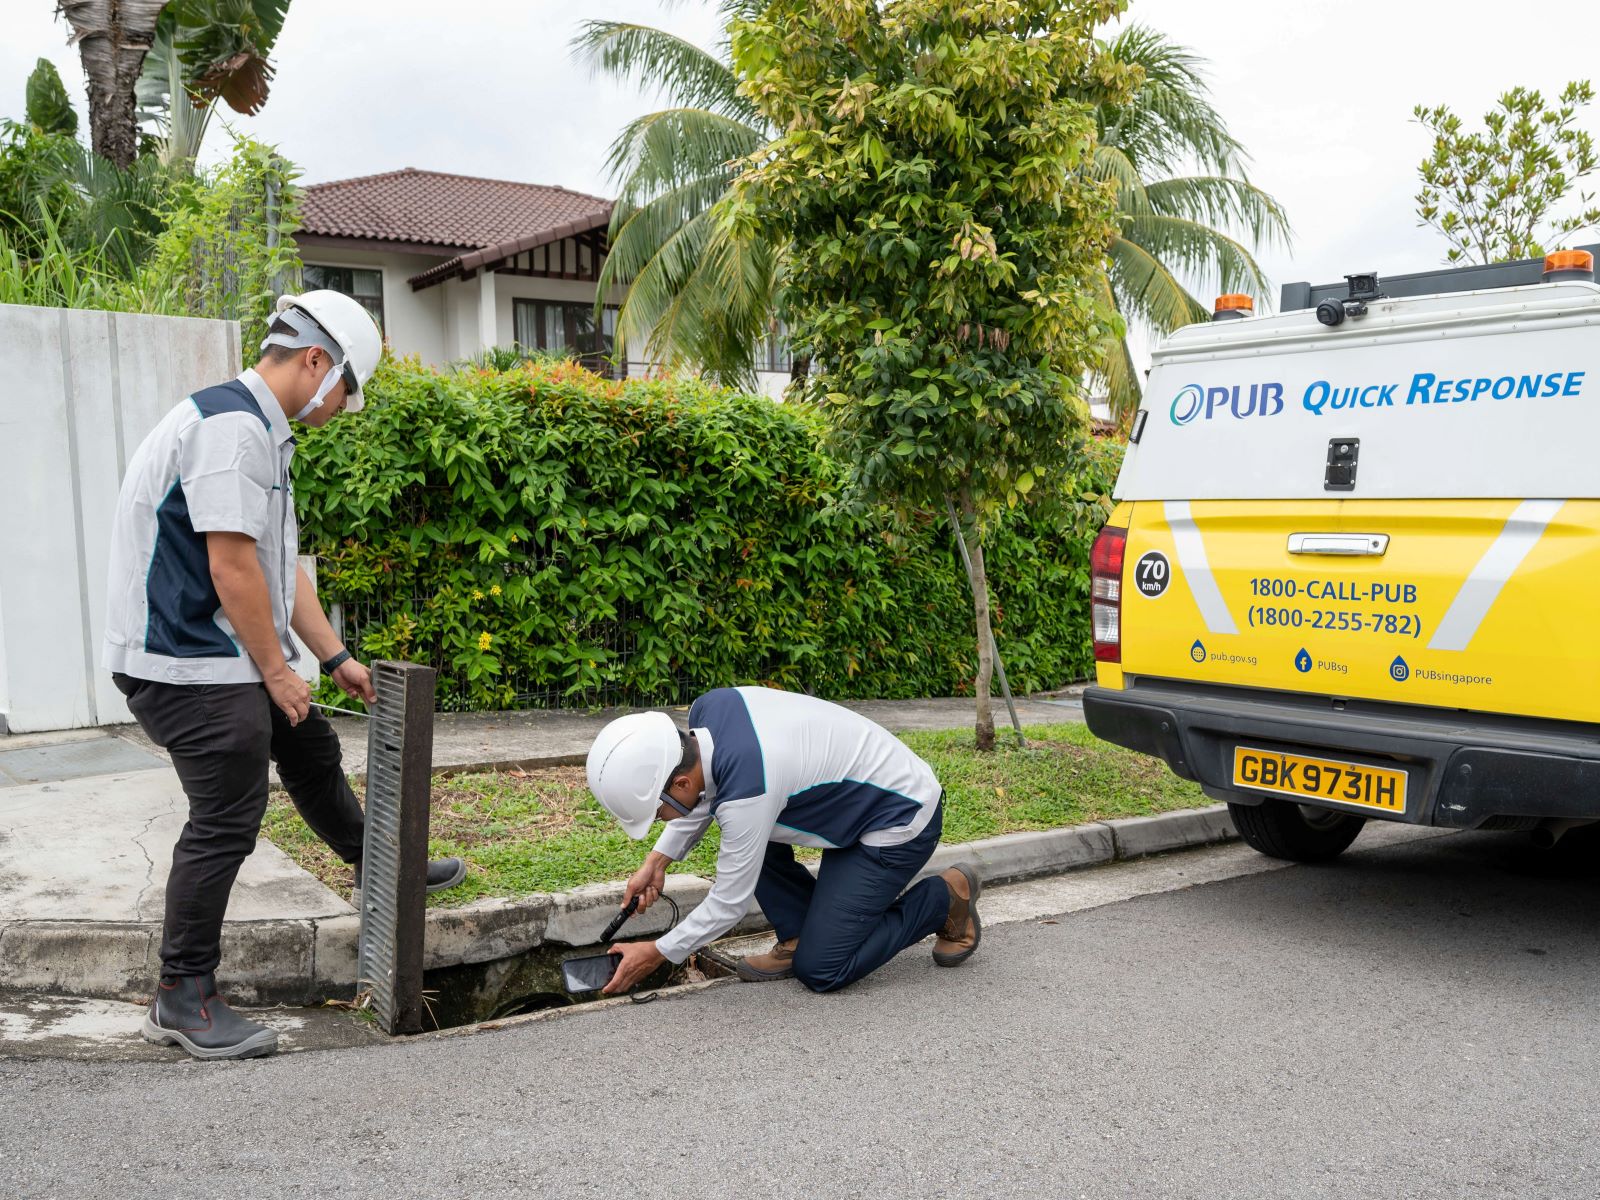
left=956, top=490, right=996, bottom=751
left=57, top=0, right=167, bottom=170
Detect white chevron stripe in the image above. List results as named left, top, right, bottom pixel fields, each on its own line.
left=1427, top=499, right=1565, bottom=652
left=1164, top=500, right=1239, bottom=636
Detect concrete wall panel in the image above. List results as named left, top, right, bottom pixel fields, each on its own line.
left=0, top=304, right=240, bottom=733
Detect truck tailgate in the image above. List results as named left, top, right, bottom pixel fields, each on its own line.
left=1119, top=499, right=1600, bottom=724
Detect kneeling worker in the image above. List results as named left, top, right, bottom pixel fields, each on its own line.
left=104, top=291, right=466, bottom=1060
left=586, top=686, right=981, bottom=993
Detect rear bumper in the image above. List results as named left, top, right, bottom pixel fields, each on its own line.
left=1084, top=681, right=1600, bottom=829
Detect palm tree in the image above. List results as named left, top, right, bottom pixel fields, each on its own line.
left=572, top=3, right=778, bottom=385
left=1093, top=24, right=1292, bottom=422
left=56, top=0, right=293, bottom=170
left=55, top=0, right=168, bottom=168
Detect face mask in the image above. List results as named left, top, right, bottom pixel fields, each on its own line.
left=292, top=354, right=344, bottom=421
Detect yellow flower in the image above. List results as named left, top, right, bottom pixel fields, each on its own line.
left=478, top=632, right=492, bottom=651
left=490, top=585, right=502, bottom=596
left=509, top=533, right=520, bottom=543
left=472, top=590, right=485, bottom=601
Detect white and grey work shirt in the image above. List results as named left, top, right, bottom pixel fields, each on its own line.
left=652, top=687, right=943, bottom=963
left=103, top=369, right=301, bottom=685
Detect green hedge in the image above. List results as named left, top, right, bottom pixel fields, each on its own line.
left=292, top=357, right=1121, bottom=711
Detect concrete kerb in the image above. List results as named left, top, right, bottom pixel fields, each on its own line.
left=1103, top=806, right=1238, bottom=859
left=0, top=805, right=1239, bottom=1005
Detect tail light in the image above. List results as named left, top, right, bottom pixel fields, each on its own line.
left=1091, top=525, right=1127, bottom=663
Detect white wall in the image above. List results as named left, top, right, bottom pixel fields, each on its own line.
left=754, top=371, right=790, bottom=401
left=0, top=306, right=241, bottom=734
left=442, top=277, right=484, bottom=362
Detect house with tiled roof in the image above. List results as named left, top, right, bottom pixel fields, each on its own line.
left=292, top=167, right=622, bottom=370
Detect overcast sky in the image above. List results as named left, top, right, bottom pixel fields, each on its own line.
left=6, top=0, right=1598, bottom=317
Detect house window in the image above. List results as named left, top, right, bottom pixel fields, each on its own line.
left=757, top=322, right=793, bottom=374
left=302, top=265, right=385, bottom=329
left=513, top=299, right=618, bottom=367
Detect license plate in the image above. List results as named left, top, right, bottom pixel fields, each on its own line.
left=1232, top=746, right=1407, bottom=814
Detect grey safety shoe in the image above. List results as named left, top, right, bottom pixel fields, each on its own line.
left=353, top=856, right=467, bottom=904
left=141, top=973, right=278, bottom=1060
left=932, top=863, right=982, bottom=967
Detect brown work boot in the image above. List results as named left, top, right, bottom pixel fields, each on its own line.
left=932, top=863, right=982, bottom=967
left=737, top=936, right=798, bottom=982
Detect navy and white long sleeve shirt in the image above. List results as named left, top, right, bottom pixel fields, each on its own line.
left=653, top=687, right=942, bottom=963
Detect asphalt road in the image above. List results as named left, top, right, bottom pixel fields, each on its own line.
left=4, top=827, right=1597, bottom=1199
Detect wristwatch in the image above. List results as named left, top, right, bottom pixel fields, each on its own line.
left=320, top=649, right=353, bottom=676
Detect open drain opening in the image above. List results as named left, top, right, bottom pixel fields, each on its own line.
left=419, top=943, right=735, bottom=1029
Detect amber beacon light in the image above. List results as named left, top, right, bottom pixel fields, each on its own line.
left=1543, top=249, right=1595, bottom=281
left=1211, top=293, right=1254, bottom=322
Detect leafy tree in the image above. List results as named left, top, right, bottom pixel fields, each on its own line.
left=1093, top=24, right=1289, bottom=421
left=3, top=62, right=168, bottom=274
left=726, top=0, right=1132, bottom=748
left=572, top=3, right=776, bottom=385
left=1415, top=81, right=1600, bottom=264
left=0, top=64, right=79, bottom=247
left=54, top=0, right=293, bottom=169
left=581, top=9, right=1286, bottom=423
left=25, top=58, right=78, bottom=136
left=142, top=137, right=303, bottom=347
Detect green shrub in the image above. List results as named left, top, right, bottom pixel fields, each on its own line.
left=293, top=357, right=1120, bottom=710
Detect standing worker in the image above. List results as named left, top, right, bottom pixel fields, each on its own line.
left=585, top=687, right=982, bottom=994
left=103, top=292, right=465, bottom=1060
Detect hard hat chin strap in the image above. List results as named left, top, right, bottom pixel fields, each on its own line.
left=292, top=360, right=343, bottom=421
left=659, top=790, right=697, bottom=819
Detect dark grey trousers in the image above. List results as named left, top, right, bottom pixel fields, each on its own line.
left=112, top=674, right=365, bottom=978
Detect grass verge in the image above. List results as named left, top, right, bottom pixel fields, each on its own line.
left=261, top=722, right=1206, bottom=906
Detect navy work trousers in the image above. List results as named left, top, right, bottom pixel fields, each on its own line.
left=754, top=803, right=951, bottom=993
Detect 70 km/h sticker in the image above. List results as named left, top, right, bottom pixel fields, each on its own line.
left=1134, top=551, right=1170, bottom=598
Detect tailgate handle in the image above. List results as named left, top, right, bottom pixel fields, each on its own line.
left=1288, top=534, right=1389, bottom=556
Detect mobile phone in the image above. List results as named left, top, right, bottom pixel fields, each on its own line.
left=561, top=951, right=621, bottom=994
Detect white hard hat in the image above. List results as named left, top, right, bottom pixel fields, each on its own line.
left=260, top=289, right=382, bottom=414
left=586, top=712, right=682, bottom=839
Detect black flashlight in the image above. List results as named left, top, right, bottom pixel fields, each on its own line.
left=600, top=896, right=641, bottom=943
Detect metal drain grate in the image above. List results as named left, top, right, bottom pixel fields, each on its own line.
left=356, top=661, right=437, bottom=1034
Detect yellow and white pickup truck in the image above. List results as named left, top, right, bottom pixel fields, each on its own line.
left=1083, top=248, right=1600, bottom=862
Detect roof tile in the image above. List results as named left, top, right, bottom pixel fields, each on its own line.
left=299, top=168, right=612, bottom=250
